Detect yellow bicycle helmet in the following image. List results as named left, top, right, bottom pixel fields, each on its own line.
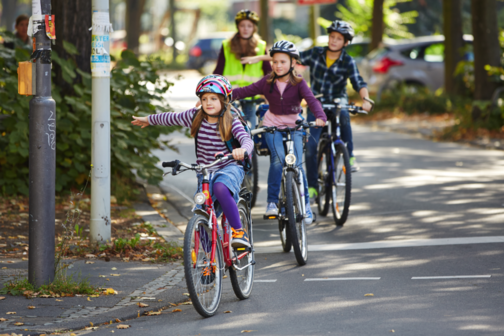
left=235, top=9, right=260, bottom=26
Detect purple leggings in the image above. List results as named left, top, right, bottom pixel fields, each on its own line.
left=213, top=182, right=242, bottom=230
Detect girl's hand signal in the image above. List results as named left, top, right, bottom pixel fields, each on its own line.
left=240, top=56, right=259, bottom=65
left=131, top=116, right=149, bottom=128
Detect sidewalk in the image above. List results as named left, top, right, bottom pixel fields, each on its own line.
left=355, top=114, right=503, bottom=151
left=0, top=186, right=187, bottom=336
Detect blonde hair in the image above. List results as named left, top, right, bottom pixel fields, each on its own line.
left=191, top=94, right=233, bottom=142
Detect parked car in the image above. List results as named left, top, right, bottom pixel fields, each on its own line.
left=187, top=32, right=234, bottom=73
left=359, top=35, right=474, bottom=99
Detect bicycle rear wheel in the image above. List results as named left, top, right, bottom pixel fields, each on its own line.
left=317, top=139, right=331, bottom=217
left=242, top=154, right=259, bottom=208
left=331, top=143, right=352, bottom=225
left=229, top=203, right=254, bottom=300
left=184, top=214, right=223, bottom=318
left=285, top=171, right=308, bottom=266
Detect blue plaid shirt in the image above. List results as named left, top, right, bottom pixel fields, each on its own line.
left=299, top=47, right=367, bottom=100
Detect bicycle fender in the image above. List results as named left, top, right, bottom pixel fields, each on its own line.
left=193, top=208, right=210, bottom=221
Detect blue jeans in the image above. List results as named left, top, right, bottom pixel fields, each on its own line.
left=305, top=99, right=353, bottom=189
left=264, top=130, right=309, bottom=204
left=241, top=100, right=257, bottom=130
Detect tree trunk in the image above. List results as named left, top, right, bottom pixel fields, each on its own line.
left=125, top=0, right=146, bottom=54
left=443, top=0, right=464, bottom=96
left=51, top=0, right=91, bottom=91
left=370, top=0, right=384, bottom=51
left=471, top=0, right=500, bottom=101
left=169, top=0, right=177, bottom=59
left=259, top=0, right=272, bottom=45
left=1, top=0, right=16, bottom=30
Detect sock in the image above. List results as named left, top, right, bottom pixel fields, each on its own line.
left=213, top=182, right=242, bottom=231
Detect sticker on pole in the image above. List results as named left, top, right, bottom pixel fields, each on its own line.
left=45, top=15, right=56, bottom=39
left=91, top=35, right=110, bottom=77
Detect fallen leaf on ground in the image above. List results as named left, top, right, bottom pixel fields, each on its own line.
left=180, top=301, right=193, bottom=305
left=172, top=309, right=182, bottom=312
left=0, top=297, right=5, bottom=300
left=56, top=299, right=63, bottom=302
left=390, top=330, right=395, bottom=333
left=85, top=327, right=98, bottom=330
left=241, top=331, right=256, bottom=333
left=115, top=318, right=121, bottom=323
left=182, top=293, right=190, bottom=296
left=17, top=235, right=27, bottom=239
left=87, top=297, right=92, bottom=301
left=70, top=333, right=76, bottom=336
left=145, top=311, right=161, bottom=316
left=6, top=261, right=14, bottom=263
left=117, top=324, right=130, bottom=329
left=224, top=310, right=232, bottom=313
left=99, top=275, right=106, bottom=278
left=85, top=261, right=95, bottom=264
left=364, top=293, right=374, bottom=297
left=28, top=306, right=35, bottom=309
left=21, top=257, right=28, bottom=261
left=137, top=303, right=149, bottom=307
left=0, top=318, right=7, bottom=321
left=90, top=322, right=94, bottom=326
left=104, top=288, right=117, bottom=295
left=6, top=312, right=16, bottom=315
left=39, top=294, right=50, bottom=298
left=110, top=274, right=121, bottom=276
left=89, top=294, right=99, bottom=297
left=1, top=267, right=6, bottom=269
left=14, top=322, right=24, bottom=326
left=85, top=254, right=96, bottom=259
left=223, top=275, right=228, bottom=279
left=111, top=267, right=117, bottom=270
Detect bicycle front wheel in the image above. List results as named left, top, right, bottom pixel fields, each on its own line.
left=285, top=171, right=308, bottom=266
left=184, top=214, right=223, bottom=318
left=317, top=139, right=331, bottom=217
left=229, top=202, right=255, bottom=300
left=331, top=143, right=352, bottom=225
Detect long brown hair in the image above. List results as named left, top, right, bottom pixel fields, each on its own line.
left=230, top=29, right=261, bottom=58
left=191, top=94, right=234, bottom=142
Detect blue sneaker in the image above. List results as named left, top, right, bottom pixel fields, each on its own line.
left=305, top=203, right=314, bottom=225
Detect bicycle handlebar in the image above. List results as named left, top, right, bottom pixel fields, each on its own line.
left=162, top=152, right=247, bottom=176
left=250, top=121, right=323, bottom=136
left=316, top=96, right=375, bottom=114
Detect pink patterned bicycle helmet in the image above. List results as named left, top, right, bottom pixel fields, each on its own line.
left=195, top=75, right=232, bottom=98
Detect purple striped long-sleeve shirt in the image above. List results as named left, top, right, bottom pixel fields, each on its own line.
left=148, top=108, right=254, bottom=172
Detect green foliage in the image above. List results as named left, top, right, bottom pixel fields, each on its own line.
left=0, top=35, right=182, bottom=196
left=318, top=0, right=417, bottom=40
left=274, top=29, right=304, bottom=45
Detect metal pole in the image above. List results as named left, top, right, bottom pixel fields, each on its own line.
left=28, top=0, right=56, bottom=287
left=90, top=0, right=111, bottom=245
left=169, top=0, right=177, bottom=60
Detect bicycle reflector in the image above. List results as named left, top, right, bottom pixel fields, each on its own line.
left=285, top=154, right=296, bottom=165
left=194, top=192, right=206, bottom=205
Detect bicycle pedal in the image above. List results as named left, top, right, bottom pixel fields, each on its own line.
left=263, top=214, right=278, bottom=220
left=234, top=246, right=252, bottom=253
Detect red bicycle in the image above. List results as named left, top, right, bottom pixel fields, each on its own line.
left=162, top=153, right=255, bottom=318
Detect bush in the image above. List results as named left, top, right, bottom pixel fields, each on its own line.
left=0, top=32, right=182, bottom=197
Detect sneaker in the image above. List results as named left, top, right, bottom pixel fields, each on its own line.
left=231, top=228, right=251, bottom=248
left=308, top=187, right=318, bottom=205
left=200, top=263, right=216, bottom=285
left=265, top=202, right=278, bottom=216
left=350, top=157, right=360, bottom=173
left=305, top=203, right=314, bottom=225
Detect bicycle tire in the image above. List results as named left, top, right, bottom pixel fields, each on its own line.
left=242, top=154, right=259, bottom=208
left=331, top=143, right=351, bottom=226
left=229, top=202, right=255, bottom=300
left=285, top=171, right=308, bottom=266
left=184, top=214, right=223, bottom=318
left=278, top=186, right=292, bottom=252
left=317, top=139, right=331, bottom=217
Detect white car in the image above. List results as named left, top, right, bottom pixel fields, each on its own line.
left=359, top=35, right=474, bottom=99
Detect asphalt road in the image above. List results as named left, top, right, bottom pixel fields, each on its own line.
left=98, top=70, right=504, bottom=335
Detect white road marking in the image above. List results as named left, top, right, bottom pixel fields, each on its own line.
left=255, top=236, right=504, bottom=254
left=304, top=277, right=381, bottom=281
left=254, top=279, right=278, bottom=283
left=411, top=275, right=492, bottom=280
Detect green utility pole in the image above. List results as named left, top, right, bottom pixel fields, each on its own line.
left=259, top=0, right=271, bottom=45
left=309, top=5, right=320, bottom=47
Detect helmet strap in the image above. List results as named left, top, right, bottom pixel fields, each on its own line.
left=269, top=61, right=294, bottom=93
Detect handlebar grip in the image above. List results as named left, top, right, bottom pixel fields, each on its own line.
left=162, top=160, right=179, bottom=168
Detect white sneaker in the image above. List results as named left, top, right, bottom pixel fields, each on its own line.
left=305, top=203, right=314, bottom=225
left=265, top=202, right=278, bottom=216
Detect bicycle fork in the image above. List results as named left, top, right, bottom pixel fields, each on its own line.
left=283, top=136, right=306, bottom=220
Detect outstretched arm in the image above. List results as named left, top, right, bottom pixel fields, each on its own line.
left=131, top=116, right=149, bottom=128
left=241, top=54, right=272, bottom=65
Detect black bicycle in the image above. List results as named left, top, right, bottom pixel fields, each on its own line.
left=315, top=97, right=373, bottom=226
left=252, top=120, right=317, bottom=266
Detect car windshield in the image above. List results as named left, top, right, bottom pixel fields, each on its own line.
left=366, top=47, right=389, bottom=60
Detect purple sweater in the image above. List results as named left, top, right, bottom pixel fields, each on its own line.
left=231, top=76, right=326, bottom=121
left=148, top=109, right=254, bottom=172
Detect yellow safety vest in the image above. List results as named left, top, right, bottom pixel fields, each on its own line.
left=222, top=39, right=266, bottom=95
